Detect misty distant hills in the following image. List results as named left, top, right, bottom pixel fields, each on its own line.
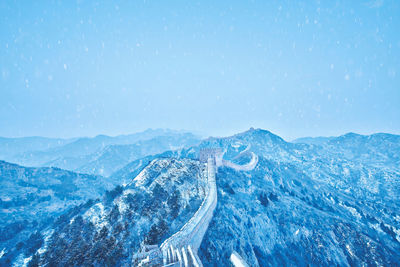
left=70, top=134, right=199, bottom=176
left=0, top=129, right=201, bottom=176
left=0, top=136, right=76, bottom=160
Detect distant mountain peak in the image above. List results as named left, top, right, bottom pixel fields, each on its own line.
left=95, top=134, right=111, bottom=138
left=342, top=132, right=362, bottom=138
left=234, top=128, right=285, bottom=142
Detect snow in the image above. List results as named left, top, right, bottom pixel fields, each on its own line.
left=123, top=188, right=136, bottom=196
left=116, top=196, right=128, bottom=214
left=0, top=248, right=5, bottom=259
left=222, top=152, right=258, bottom=171
left=12, top=254, right=32, bottom=267
left=23, top=256, right=32, bottom=266
left=339, top=202, right=362, bottom=220
left=391, top=227, right=400, bottom=243
left=343, top=167, right=350, bottom=176
left=37, top=229, right=55, bottom=255
left=133, top=169, right=148, bottom=186
left=230, top=251, right=248, bottom=267
left=345, top=244, right=355, bottom=257
left=83, top=202, right=109, bottom=230
left=369, top=223, right=384, bottom=234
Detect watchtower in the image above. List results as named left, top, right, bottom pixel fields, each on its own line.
left=199, top=148, right=221, bottom=163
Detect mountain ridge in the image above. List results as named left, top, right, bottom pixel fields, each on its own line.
left=1, top=128, right=400, bottom=266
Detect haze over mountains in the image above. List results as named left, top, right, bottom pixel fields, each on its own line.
left=0, top=128, right=399, bottom=266
left=0, top=129, right=200, bottom=177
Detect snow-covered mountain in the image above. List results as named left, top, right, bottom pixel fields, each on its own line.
left=1, top=158, right=206, bottom=266
left=0, top=160, right=118, bottom=266
left=1, top=128, right=400, bottom=266
left=148, top=128, right=399, bottom=265
left=294, top=132, right=400, bottom=169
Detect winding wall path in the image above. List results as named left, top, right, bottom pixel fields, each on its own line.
left=133, top=151, right=256, bottom=266
left=160, top=156, right=217, bottom=266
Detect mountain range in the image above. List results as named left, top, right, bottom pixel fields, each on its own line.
left=0, top=129, right=200, bottom=177
left=1, top=128, right=399, bottom=266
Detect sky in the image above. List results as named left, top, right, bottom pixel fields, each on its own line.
left=1, top=0, right=399, bottom=141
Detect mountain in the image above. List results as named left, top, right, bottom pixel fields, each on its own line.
left=109, top=155, right=163, bottom=185
left=199, top=158, right=400, bottom=266
left=0, top=136, right=75, bottom=160
left=2, top=158, right=206, bottom=266
left=55, top=133, right=200, bottom=177
left=293, top=136, right=334, bottom=145
left=3, top=129, right=200, bottom=177
left=0, top=160, right=119, bottom=266
left=2, top=128, right=400, bottom=266
left=196, top=130, right=400, bottom=266
left=294, top=132, right=400, bottom=169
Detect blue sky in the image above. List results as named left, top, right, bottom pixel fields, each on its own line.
left=1, top=0, right=399, bottom=140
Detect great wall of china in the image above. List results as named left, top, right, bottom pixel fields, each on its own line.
left=132, top=148, right=257, bottom=266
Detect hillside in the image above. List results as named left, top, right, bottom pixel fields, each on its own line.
left=0, top=160, right=118, bottom=266
left=5, top=158, right=207, bottom=266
